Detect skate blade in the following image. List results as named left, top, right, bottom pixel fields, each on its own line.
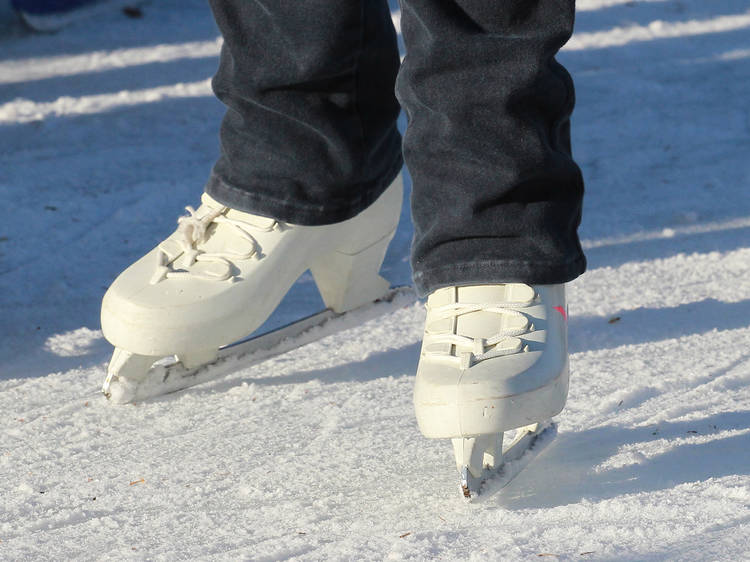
left=458, top=421, right=556, bottom=500
left=102, top=286, right=415, bottom=404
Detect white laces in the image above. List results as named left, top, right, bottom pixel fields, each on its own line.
left=424, top=288, right=536, bottom=370
left=150, top=203, right=280, bottom=284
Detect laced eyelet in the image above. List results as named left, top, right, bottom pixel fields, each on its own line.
left=423, top=287, right=535, bottom=369
left=150, top=202, right=281, bottom=284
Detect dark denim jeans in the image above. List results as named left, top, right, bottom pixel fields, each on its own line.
left=206, top=0, right=586, bottom=296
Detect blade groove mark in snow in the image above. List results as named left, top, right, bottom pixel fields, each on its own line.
left=0, top=38, right=223, bottom=85
left=0, top=79, right=213, bottom=124
left=566, top=12, right=750, bottom=51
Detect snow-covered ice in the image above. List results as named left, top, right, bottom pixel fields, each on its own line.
left=1, top=0, right=749, bottom=559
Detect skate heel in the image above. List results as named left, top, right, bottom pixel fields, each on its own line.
left=310, top=230, right=395, bottom=313
left=310, top=175, right=402, bottom=313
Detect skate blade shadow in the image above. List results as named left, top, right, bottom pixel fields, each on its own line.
left=496, top=410, right=750, bottom=510
left=472, top=423, right=559, bottom=503
left=185, top=341, right=422, bottom=398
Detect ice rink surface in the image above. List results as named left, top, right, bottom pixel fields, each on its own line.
left=1, top=0, right=749, bottom=559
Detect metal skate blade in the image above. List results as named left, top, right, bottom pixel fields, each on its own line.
left=102, top=348, right=162, bottom=401
left=458, top=421, right=555, bottom=500
left=102, top=286, right=415, bottom=404
left=460, top=466, right=482, bottom=499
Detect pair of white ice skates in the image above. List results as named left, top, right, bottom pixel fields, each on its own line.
left=101, top=176, right=569, bottom=497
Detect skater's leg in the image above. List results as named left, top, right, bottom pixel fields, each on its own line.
left=206, top=0, right=403, bottom=225
left=396, top=0, right=586, bottom=296
left=100, top=1, right=406, bottom=398
left=399, top=0, right=585, bottom=496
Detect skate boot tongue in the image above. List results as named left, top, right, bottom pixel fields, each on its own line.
left=453, top=284, right=534, bottom=340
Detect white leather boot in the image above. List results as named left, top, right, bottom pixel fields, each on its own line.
left=413, top=283, right=569, bottom=496
left=101, top=175, right=402, bottom=383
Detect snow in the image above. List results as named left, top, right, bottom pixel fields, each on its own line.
left=1, top=0, right=749, bottom=559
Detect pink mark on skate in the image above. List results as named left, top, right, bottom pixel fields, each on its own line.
left=553, top=306, right=568, bottom=322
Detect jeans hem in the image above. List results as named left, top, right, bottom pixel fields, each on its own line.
left=412, top=254, right=587, bottom=297
left=206, top=156, right=404, bottom=226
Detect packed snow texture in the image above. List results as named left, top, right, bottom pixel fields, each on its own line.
left=1, top=0, right=749, bottom=559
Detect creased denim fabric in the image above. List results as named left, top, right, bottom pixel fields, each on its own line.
left=206, top=0, right=586, bottom=296
left=206, top=0, right=403, bottom=225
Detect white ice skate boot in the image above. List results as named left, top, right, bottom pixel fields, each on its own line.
left=101, top=176, right=403, bottom=398
left=413, top=283, right=568, bottom=497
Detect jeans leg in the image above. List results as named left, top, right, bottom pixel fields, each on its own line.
left=396, top=0, right=587, bottom=296
left=206, top=0, right=403, bottom=225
